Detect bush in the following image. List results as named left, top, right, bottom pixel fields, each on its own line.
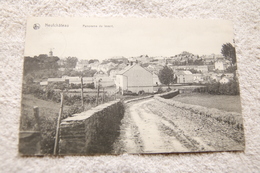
left=23, top=83, right=99, bottom=106
left=206, top=80, right=239, bottom=95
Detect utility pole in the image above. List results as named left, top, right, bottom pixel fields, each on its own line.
left=33, top=106, right=40, bottom=131
left=96, top=79, right=101, bottom=106
left=53, top=92, right=64, bottom=155
left=80, top=76, right=84, bottom=111
left=102, top=88, right=105, bottom=104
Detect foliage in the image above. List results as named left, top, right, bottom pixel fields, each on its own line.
left=189, top=69, right=200, bottom=74
left=39, top=115, right=57, bottom=154
left=225, top=65, right=237, bottom=73
left=69, top=82, right=95, bottom=89
left=89, top=59, right=99, bottom=64
left=206, top=80, right=239, bottom=95
left=82, top=69, right=97, bottom=77
left=24, top=55, right=60, bottom=75
left=62, top=69, right=97, bottom=77
left=158, top=66, right=174, bottom=88
left=64, top=57, right=78, bottom=68
left=221, top=43, right=237, bottom=65
left=22, top=84, right=97, bottom=106
left=141, top=63, right=149, bottom=68
left=156, top=87, right=163, bottom=94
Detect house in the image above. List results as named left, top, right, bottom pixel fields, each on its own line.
left=47, top=78, right=69, bottom=84
left=175, top=71, right=193, bottom=83
left=172, top=65, right=208, bottom=73
left=62, top=76, right=81, bottom=84
left=197, top=66, right=208, bottom=73
left=82, top=77, right=94, bottom=84
left=115, top=63, right=153, bottom=94
left=215, top=61, right=225, bottom=71
left=193, top=74, right=204, bottom=83
left=75, top=60, right=89, bottom=71
left=208, top=73, right=222, bottom=82
left=40, top=81, right=48, bottom=86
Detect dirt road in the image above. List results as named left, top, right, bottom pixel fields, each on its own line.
left=113, top=98, right=244, bottom=154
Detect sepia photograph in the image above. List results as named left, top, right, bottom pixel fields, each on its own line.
left=19, top=17, right=245, bottom=156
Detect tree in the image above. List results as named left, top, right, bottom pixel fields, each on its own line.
left=89, top=59, right=99, bottom=64
left=221, top=43, right=236, bottom=65
left=65, top=57, right=78, bottom=68
left=158, top=66, right=174, bottom=88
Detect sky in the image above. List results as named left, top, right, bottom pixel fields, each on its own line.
left=24, top=17, right=234, bottom=60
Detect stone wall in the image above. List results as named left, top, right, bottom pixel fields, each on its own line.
left=59, top=100, right=124, bottom=155
left=156, top=89, right=179, bottom=99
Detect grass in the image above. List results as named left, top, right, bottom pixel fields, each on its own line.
left=20, top=93, right=109, bottom=154
left=173, top=93, right=242, bottom=113
left=20, top=94, right=73, bottom=154
left=20, top=94, right=70, bottom=131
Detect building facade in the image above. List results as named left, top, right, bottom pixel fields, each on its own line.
left=116, top=64, right=153, bottom=94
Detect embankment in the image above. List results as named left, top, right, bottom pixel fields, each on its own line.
left=154, top=96, right=244, bottom=131
left=59, top=100, right=124, bottom=155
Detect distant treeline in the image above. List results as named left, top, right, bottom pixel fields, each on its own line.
left=24, top=55, right=60, bottom=75
left=23, top=55, right=97, bottom=82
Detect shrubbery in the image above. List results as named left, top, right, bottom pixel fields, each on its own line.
left=22, top=84, right=97, bottom=106
left=69, top=82, right=95, bottom=89
left=206, top=80, right=239, bottom=95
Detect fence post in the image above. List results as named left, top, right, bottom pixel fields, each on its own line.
left=33, top=106, right=40, bottom=131
left=53, top=92, right=64, bottom=155
left=102, top=88, right=105, bottom=104
left=96, top=84, right=100, bottom=106
left=81, top=77, right=84, bottom=111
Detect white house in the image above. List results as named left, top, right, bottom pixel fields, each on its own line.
left=175, top=71, right=193, bottom=83
left=215, top=61, right=225, bottom=71
left=115, top=63, right=153, bottom=94
left=193, top=74, right=204, bottom=83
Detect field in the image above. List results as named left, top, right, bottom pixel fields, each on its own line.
left=20, top=94, right=71, bottom=130
left=20, top=94, right=73, bottom=154
left=173, top=93, right=242, bottom=113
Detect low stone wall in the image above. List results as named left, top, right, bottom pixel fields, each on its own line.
left=59, top=100, right=124, bottom=155
left=156, top=89, right=179, bottom=99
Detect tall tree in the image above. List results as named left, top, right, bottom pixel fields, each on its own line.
left=221, top=43, right=237, bottom=65
left=65, top=57, right=78, bottom=68
left=158, top=66, right=174, bottom=88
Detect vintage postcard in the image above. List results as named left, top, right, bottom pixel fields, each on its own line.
left=19, top=17, right=245, bottom=155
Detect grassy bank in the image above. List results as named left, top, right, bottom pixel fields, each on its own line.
left=20, top=94, right=70, bottom=154
left=173, top=93, right=242, bottom=113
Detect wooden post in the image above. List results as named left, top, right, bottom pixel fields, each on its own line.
left=33, top=106, right=40, bottom=131
left=53, top=92, right=64, bottom=155
left=81, top=77, right=84, bottom=111
left=102, top=88, right=105, bottom=104
left=45, top=85, right=48, bottom=100
left=96, top=84, right=100, bottom=106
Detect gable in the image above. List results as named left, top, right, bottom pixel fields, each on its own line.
left=123, top=64, right=152, bottom=76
